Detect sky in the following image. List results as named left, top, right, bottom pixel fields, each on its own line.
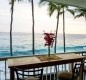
left=0, top=0, right=86, bottom=34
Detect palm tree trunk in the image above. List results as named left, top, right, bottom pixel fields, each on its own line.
left=63, top=7, right=66, bottom=52
left=63, top=7, right=67, bottom=70
left=31, top=0, right=35, bottom=55
left=10, top=0, right=14, bottom=56
left=85, top=15, right=86, bottom=21
left=54, top=11, right=59, bottom=53
left=54, top=11, right=60, bottom=80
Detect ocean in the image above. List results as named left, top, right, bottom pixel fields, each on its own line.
left=0, top=32, right=86, bottom=57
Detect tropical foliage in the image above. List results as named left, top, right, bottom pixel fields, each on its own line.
left=74, top=8, right=86, bottom=20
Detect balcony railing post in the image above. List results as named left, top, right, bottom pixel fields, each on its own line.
left=5, top=60, right=6, bottom=80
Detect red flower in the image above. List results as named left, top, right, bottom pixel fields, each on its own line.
left=44, top=32, right=55, bottom=47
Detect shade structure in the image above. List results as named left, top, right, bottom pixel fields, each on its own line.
left=42, top=0, right=86, bottom=9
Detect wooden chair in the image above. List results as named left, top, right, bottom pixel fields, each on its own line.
left=14, top=67, right=43, bottom=80
left=83, top=62, right=86, bottom=80
left=57, top=63, right=82, bottom=80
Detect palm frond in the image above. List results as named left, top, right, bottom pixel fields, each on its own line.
left=48, top=2, right=57, bottom=16
left=67, top=9, right=75, bottom=16
left=75, top=13, right=84, bottom=18
left=39, top=0, right=48, bottom=6
left=74, top=8, right=86, bottom=19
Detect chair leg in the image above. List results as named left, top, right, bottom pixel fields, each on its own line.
left=84, top=72, right=85, bottom=80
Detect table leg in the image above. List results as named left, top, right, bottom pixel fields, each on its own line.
left=69, top=63, right=74, bottom=72
left=10, top=68, right=14, bottom=80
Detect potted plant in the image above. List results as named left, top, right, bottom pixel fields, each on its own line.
left=44, top=32, right=55, bottom=57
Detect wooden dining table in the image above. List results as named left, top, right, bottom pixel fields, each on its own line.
left=7, top=53, right=85, bottom=80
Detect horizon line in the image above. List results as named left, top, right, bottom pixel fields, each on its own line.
left=0, top=32, right=86, bottom=35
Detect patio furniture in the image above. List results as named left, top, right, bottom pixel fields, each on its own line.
left=81, top=53, right=86, bottom=80
left=57, top=63, right=82, bottom=80
left=7, top=53, right=85, bottom=80
left=14, top=67, right=43, bottom=80
left=83, top=62, right=86, bottom=80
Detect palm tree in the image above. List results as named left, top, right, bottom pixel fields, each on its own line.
left=74, top=8, right=86, bottom=20
left=20, top=0, right=35, bottom=55
left=48, top=2, right=64, bottom=53
left=9, top=0, right=15, bottom=56
left=27, top=0, right=35, bottom=55
left=63, top=7, right=65, bottom=52
left=62, top=6, right=74, bottom=52
left=48, top=3, right=71, bottom=53
left=39, top=1, right=65, bottom=53
left=31, top=0, right=35, bottom=55
left=9, top=0, right=21, bottom=56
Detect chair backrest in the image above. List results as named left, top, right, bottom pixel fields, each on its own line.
left=72, top=63, right=82, bottom=80
left=14, top=67, right=43, bottom=80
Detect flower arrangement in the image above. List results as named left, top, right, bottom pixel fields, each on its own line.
left=44, top=31, right=55, bottom=57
